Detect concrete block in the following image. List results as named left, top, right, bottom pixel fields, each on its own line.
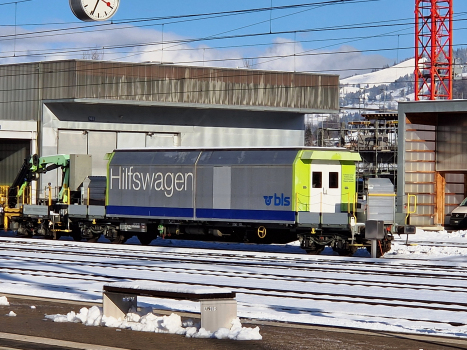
left=103, top=291, right=137, bottom=320
left=200, top=298, right=237, bottom=332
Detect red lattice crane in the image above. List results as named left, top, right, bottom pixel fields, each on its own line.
left=415, top=0, right=453, bottom=100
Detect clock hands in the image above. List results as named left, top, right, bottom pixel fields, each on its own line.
left=100, top=0, right=113, bottom=9
left=91, top=0, right=113, bottom=16
left=91, top=0, right=99, bottom=15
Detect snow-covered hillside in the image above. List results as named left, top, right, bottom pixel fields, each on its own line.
left=339, top=58, right=416, bottom=113
left=341, top=58, right=415, bottom=92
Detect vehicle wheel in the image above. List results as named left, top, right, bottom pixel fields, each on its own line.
left=110, top=234, right=127, bottom=244
left=305, top=247, right=324, bottom=255
left=71, top=232, right=82, bottom=241
left=137, top=233, right=154, bottom=245
left=70, top=225, right=82, bottom=241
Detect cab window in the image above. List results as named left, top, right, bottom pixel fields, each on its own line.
left=329, top=172, right=339, bottom=189
left=312, top=172, right=322, bottom=188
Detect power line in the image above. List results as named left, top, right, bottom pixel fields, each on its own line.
left=0, top=0, right=380, bottom=27
left=0, top=17, right=421, bottom=55
left=3, top=12, right=466, bottom=65
left=0, top=0, right=31, bottom=6
left=0, top=0, right=463, bottom=91
left=0, top=0, right=464, bottom=71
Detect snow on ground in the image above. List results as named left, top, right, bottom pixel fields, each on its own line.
left=0, top=229, right=466, bottom=340
left=388, top=228, right=467, bottom=260
left=44, top=305, right=262, bottom=341
left=341, top=58, right=415, bottom=93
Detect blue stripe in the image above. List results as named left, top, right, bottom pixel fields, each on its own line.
left=196, top=208, right=295, bottom=222
left=106, top=206, right=295, bottom=222
left=106, top=206, right=193, bottom=218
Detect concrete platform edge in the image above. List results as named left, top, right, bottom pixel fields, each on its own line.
left=0, top=332, right=131, bottom=350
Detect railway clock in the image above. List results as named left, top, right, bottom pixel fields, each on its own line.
left=69, top=0, right=120, bottom=22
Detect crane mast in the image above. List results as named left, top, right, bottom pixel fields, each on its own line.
left=415, top=0, right=453, bottom=100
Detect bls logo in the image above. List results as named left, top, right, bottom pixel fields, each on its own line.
left=264, top=193, right=291, bottom=207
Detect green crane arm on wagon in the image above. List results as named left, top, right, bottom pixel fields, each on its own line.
left=8, top=154, right=71, bottom=208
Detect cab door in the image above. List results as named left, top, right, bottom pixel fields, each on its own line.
left=309, top=160, right=341, bottom=213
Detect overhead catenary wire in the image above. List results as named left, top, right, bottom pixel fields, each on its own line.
left=0, top=13, right=465, bottom=72
left=0, top=0, right=464, bottom=94
left=0, top=1, right=462, bottom=63
left=0, top=0, right=382, bottom=42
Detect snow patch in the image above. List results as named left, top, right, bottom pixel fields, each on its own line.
left=45, top=306, right=262, bottom=341
left=387, top=228, right=467, bottom=260
left=0, top=296, right=9, bottom=306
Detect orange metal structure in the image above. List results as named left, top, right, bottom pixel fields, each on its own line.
left=415, top=0, right=453, bottom=100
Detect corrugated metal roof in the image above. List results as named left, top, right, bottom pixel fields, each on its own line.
left=0, top=60, right=340, bottom=121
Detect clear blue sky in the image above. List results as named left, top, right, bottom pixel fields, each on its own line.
left=0, top=0, right=466, bottom=77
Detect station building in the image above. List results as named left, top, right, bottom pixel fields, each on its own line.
left=0, top=59, right=338, bottom=198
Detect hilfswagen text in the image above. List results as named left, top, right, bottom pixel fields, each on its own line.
left=110, top=166, right=193, bottom=198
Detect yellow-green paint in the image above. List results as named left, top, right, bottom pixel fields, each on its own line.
left=340, top=161, right=357, bottom=212
left=301, top=150, right=361, bottom=162
left=292, top=150, right=360, bottom=212
left=105, top=152, right=116, bottom=206
left=292, top=150, right=310, bottom=212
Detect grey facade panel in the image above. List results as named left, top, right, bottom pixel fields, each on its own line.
left=88, top=131, right=117, bottom=176
left=0, top=59, right=338, bottom=125
left=42, top=61, right=77, bottom=100
left=0, top=63, right=39, bottom=121
left=117, top=132, right=146, bottom=149
left=72, top=60, right=339, bottom=112
left=58, top=130, right=87, bottom=154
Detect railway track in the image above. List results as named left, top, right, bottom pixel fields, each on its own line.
left=1, top=237, right=467, bottom=280
left=0, top=237, right=466, bottom=326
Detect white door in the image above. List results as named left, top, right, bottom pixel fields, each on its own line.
left=309, top=161, right=341, bottom=213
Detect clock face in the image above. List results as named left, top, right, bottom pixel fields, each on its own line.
left=69, top=0, right=120, bottom=22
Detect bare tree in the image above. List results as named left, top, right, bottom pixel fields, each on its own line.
left=243, top=58, right=257, bottom=69
left=82, top=48, right=103, bottom=60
